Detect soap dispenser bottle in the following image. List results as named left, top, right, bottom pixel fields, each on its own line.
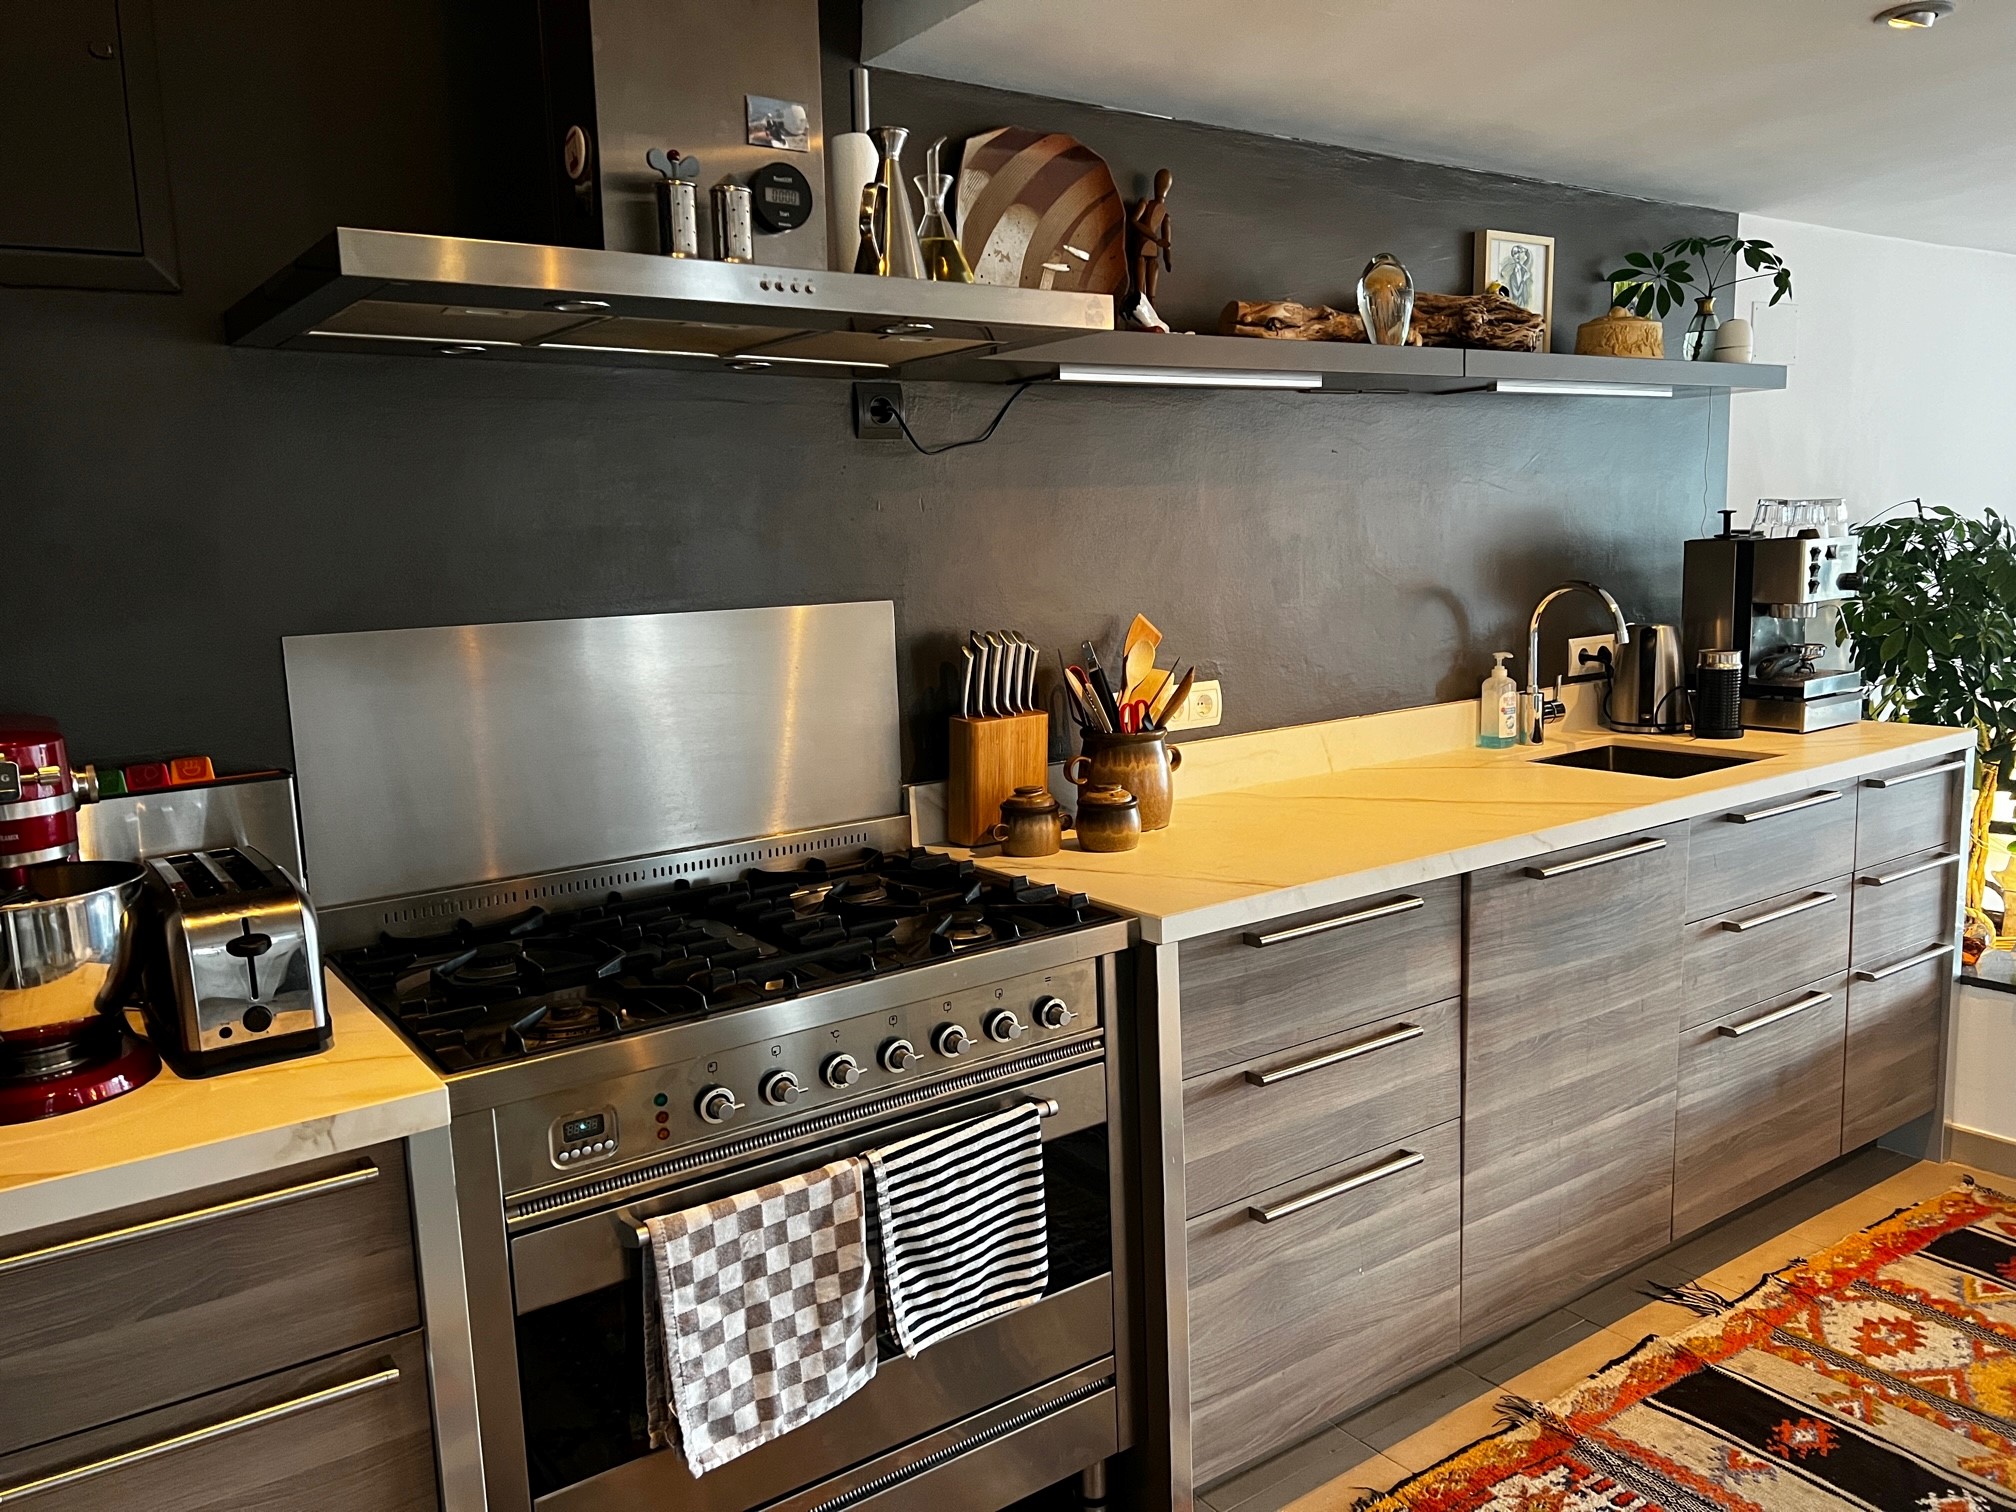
left=1478, top=652, right=1518, bottom=749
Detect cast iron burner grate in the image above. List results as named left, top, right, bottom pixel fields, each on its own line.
left=331, top=849, right=1106, bottom=1072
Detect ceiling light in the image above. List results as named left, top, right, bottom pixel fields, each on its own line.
left=1054, top=364, right=1323, bottom=390
left=1876, top=1, right=1954, bottom=28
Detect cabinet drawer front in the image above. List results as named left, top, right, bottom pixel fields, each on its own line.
left=1852, top=848, right=1961, bottom=968
left=1182, top=998, right=1459, bottom=1216
left=0, top=1330, right=436, bottom=1511
left=0, top=1144, right=419, bottom=1454
left=1845, top=947, right=1951, bottom=1147
left=1186, top=1122, right=1460, bottom=1485
left=1858, top=757, right=1966, bottom=869
left=1674, top=975, right=1847, bottom=1235
left=1680, top=878, right=1851, bottom=1030
left=1177, top=878, right=1460, bottom=1078
left=1685, top=786, right=1855, bottom=921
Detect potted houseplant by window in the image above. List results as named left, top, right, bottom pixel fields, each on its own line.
left=1602, top=236, right=1793, bottom=359
left=1841, top=502, right=2016, bottom=957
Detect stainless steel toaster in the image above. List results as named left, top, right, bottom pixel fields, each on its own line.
left=144, top=846, right=330, bottom=1075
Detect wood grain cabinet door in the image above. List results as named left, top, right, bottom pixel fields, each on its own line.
left=1674, top=976, right=1847, bottom=1236
left=1679, top=878, right=1851, bottom=1031
left=1187, top=1122, right=1460, bottom=1487
left=0, top=1331, right=437, bottom=1511
left=1857, top=757, right=1967, bottom=870
left=1177, top=878, right=1460, bottom=1078
left=0, top=1144, right=419, bottom=1453
left=1461, top=825, right=1687, bottom=1347
left=1851, top=847, right=1962, bottom=970
left=1845, top=943, right=1955, bottom=1147
left=1685, top=786, right=1855, bottom=922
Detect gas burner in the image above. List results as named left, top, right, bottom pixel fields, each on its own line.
left=334, top=847, right=1116, bottom=1072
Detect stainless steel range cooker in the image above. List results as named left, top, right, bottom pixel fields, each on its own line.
left=285, top=604, right=1138, bottom=1512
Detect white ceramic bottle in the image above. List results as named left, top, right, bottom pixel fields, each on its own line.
left=1478, top=652, right=1518, bottom=749
left=827, top=68, right=879, bottom=272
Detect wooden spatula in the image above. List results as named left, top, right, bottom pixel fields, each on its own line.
left=1122, top=613, right=1162, bottom=702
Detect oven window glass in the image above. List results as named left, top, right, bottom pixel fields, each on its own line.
left=517, top=1126, right=1113, bottom=1497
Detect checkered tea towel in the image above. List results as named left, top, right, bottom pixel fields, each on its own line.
left=866, top=1102, right=1049, bottom=1357
left=643, top=1157, right=877, bottom=1476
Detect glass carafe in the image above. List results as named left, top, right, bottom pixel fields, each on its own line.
left=914, top=173, right=973, bottom=283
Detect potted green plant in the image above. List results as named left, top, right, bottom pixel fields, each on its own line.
left=1841, top=502, right=2016, bottom=951
left=1602, top=236, right=1793, bottom=359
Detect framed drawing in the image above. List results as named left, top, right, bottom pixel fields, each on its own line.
left=1475, top=230, right=1555, bottom=343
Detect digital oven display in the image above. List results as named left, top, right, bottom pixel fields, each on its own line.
left=561, top=1113, right=605, bottom=1144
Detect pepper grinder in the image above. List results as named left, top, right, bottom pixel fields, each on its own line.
left=869, top=126, right=926, bottom=279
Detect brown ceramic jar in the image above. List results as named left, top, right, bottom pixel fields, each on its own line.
left=988, top=785, right=1069, bottom=858
left=1063, top=730, right=1182, bottom=831
left=1073, top=784, right=1141, bottom=852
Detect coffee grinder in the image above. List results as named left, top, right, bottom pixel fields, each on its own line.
left=1681, top=511, right=1865, bottom=733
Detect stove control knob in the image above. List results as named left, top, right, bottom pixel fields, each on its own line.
left=822, top=1054, right=862, bottom=1089
left=879, top=1038, right=917, bottom=1072
left=760, top=1070, right=803, bottom=1107
left=934, top=1023, right=973, bottom=1057
left=985, top=1009, right=1025, bottom=1043
left=1033, top=995, right=1076, bottom=1030
left=696, top=1085, right=744, bottom=1125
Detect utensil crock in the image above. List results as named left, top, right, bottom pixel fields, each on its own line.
left=1073, top=785, right=1141, bottom=853
left=1064, top=730, right=1181, bottom=831
left=0, top=861, right=150, bottom=1041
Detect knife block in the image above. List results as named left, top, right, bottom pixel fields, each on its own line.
left=946, top=713, right=1048, bottom=847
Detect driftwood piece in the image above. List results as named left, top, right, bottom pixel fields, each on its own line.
left=1220, top=293, right=1544, bottom=352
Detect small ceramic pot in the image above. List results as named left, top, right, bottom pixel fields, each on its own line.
left=1064, top=730, right=1182, bottom=830
left=1711, top=316, right=1753, bottom=363
left=988, top=785, right=1069, bottom=858
left=1073, top=784, right=1141, bottom=852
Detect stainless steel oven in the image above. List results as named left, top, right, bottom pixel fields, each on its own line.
left=432, top=932, right=1136, bottom=1511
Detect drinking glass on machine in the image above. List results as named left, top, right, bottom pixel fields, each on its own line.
left=1814, top=498, right=1850, bottom=534
left=1785, top=501, right=1816, bottom=535
left=1753, top=499, right=1788, bottom=536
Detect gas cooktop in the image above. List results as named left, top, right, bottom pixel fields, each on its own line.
left=332, top=849, right=1116, bottom=1073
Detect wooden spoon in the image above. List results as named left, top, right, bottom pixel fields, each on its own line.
left=1122, top=613, right=1162, bottom=702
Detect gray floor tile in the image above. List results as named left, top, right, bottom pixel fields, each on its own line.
left=1204, top=1426, right=1375, bottom=1512
left=1461, top=1309, right=1606, bottom=1385
left=1564, top=1248, right=1702, bottom=1327
left=1335, top=1364, right=1494, bottom=1454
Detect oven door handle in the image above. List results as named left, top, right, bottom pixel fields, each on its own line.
left=617, top=1096, right=1063, bottom=1250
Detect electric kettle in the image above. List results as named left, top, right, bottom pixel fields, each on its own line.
left=1606, top=623, right=1687, bottom=734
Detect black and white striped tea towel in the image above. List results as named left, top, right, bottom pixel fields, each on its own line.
left=866, top=1102, right=1049, bottom=1356
left=643, top=1157, right=877, bottom=1476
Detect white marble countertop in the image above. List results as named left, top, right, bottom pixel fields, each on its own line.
left=0, top=972, right=447, bottom=1241
left=958, top=714, right=1973, bottom=945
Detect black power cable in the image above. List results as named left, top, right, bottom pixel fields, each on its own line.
left=876, top=382, right=1039, bottom=456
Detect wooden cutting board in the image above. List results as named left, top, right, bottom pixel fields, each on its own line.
left=954, top=127, right=1127, bottom=295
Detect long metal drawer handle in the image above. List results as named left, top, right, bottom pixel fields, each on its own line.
left=1864, top=759, right=1966, bottom=789
left=0, top=1365, right=400, bottom=1503
left=1243, top=895, right=1424, bottom=947
left=1248, top=1149, right=1424, bottom=1224
left=1720, top=890, right=1838, bottom=933
left=1717, top=990, right=1834, bottom=1038
left=1861, top=853, right=1963, bottom=887
left=622, top=1098, right=1063, bottom=1251
left=1726, top=791, right=1843, bottom=824
left=1524, top=837, right=1667, bottom=879
left=1854, top=942, right=1956, bottom=982
left=1245, top=1023, right=1425, bottom=1087
left=0, top=1164, right=379, bottom=1277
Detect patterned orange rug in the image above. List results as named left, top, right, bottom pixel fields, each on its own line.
left=1362, top=1180, right=2016, bottom=1512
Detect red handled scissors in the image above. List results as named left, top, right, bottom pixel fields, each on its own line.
left=1117, top=700, right=1150, bottom=733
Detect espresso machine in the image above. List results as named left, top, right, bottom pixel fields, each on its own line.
left=1682, top=513, right=1865, bottom=733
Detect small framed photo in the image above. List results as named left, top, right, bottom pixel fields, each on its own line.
left=1475, top=230, right=1555, bottom=339
left=745, top=94, right=811, bottom=153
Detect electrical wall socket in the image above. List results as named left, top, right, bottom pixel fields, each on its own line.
left=1165, top=678, right=1222, bottom=731
left=1568, top=636, right=1616, bottom=678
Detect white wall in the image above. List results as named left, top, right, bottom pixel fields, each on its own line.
left=1726, top=215, right=2016, bottom=525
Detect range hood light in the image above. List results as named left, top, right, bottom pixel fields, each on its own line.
left=1054, top=364, right=1323, bottom=390
left=538, top=342, right=718, bottom=360
left=1493, top=379, right=1675, bottom=398
left=438, top=344, right=492, bottom=356
left=305, top=329, right=521, bottom=350
left=1876, top=1, right=1954, bottom=26
left=724, top=354, right=893, bottom=370
left=546, top=298, right=613, bottom=314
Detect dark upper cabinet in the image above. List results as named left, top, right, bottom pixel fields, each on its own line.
left=0, top=0, right=178, bottom=290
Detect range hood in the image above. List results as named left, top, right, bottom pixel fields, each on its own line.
left=223, top=228, right=1113, bottom=377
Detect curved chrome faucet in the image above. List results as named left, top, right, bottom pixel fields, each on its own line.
left=1526, top=581, right=1631, bottom=744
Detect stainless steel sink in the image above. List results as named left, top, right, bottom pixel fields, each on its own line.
left=1532, top=743, right=1764, bottom=779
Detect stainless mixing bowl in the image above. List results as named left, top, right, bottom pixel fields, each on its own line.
left=0, top=861, right=150, bottom=1040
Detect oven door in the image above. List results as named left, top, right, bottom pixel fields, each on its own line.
left=507, top=1061, right=1122, bottom=1510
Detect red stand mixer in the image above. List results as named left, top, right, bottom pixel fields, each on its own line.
left=0, top=716, right=160, bottom=1122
